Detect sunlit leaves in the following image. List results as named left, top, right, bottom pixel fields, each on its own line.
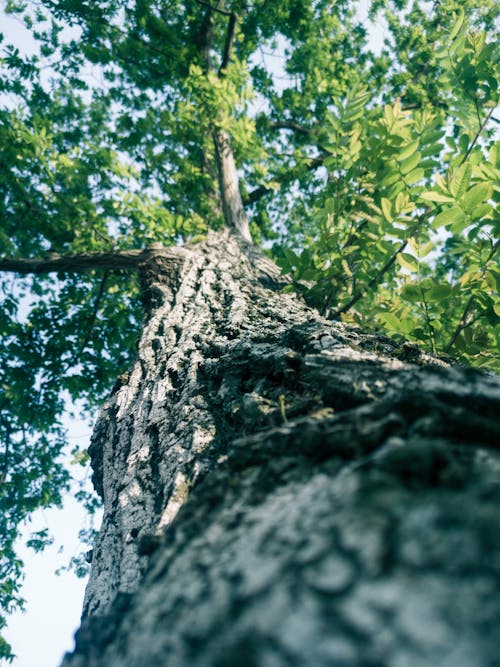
left=280, top=14, right=498, bottom=370
left=0, top=1, right=499, bottom=657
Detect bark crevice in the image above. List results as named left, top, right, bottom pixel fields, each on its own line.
left=64, top=231, right=500, bottom=667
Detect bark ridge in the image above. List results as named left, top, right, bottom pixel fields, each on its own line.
left=63, top=231, right=500, bottom=667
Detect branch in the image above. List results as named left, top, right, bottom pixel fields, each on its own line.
left=219, top=11, right=238, bottom=75
left=66, top=270, right=110, bottom=371
left=0, top=247, right=180, bottom=275
left=268, top=121, right=314, bottom=136
left=243, top=184, right=273, bottom=206
left=195, top=2, right=216, bottom=70
left=330, top=240, right=408, bottom=319
left=244, top=154, right=327, bottom=205
left=443, top=294, right=475, bottom=354
left=460, top=106, right=495, bottom=166
left=444, top=238, right=500, bottom=353
left=194, top=0, right=232, bottom=17
left=0, top=409, right=12, bottom=486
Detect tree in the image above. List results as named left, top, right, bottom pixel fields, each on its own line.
left=0, top=0, right=499, bottom=662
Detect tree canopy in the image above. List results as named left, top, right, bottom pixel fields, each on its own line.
left=0, top=0, right=499, bottom=659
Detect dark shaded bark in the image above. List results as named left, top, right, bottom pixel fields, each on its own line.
left=62, top=231, right=500, bottom=667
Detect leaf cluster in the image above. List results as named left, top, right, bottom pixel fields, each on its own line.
left=276, top=13, right=499, bottom=370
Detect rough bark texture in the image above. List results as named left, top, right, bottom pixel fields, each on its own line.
left=213, top=128, right=252, bottom=242
left=63, top=231, right=500, bottom=667
left=0, top=247, right=172, bottom=274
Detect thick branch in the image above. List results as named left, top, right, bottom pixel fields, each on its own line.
left=213, top=128, right=252, bottom=241
left=0, top=247, right=179, bottom=275
left=195, top=3, right=216, bottom=71
left=219, top=11, right=238, bottom=75
left=208, top=10, right=251, bottom=242
left=194, top=0, right=232, bottom=17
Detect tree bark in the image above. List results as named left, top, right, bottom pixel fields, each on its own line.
left=0, top=248, right=170, bottom=274
left=213, top=127, right=252, bottom=242
left=194, top=4, right=251, bottom=242
left=62, top=231, right=500, bottom=667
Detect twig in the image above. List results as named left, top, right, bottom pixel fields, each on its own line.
left=194, top=0, right=232, bottom=17
left=268, top=121, right=314, bottom=135
left=244, top=154, right=327, bottom=205
left=0, top=409, right=12, bottom=486
left=330, top=240, right=408, bottom=318
left=419, top=283, right=437, bottom=354
left=64, top=270, right=110, bottom=371
left=443, top=294, right=475, bottom=353
left=460, top=106, right=495, bottom=166
left=219, top=12, right=238, bottom=75
left=444, top=238, right=500, bottom=353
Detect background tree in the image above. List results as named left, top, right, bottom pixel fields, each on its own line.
left=0, top=0, right=498, bottom=661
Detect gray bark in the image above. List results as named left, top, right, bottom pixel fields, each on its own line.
left=213, top=128, right=252, bottom=242
left=63, top=231, right=500, bottom=667
left=0, top=247, right=173, bottom=274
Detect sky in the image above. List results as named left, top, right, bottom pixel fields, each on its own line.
left=0, top=2, right=387, bottom=664
left=3, top=412, right=95, bottom=667
left=0, top=7, right=94, bottom=665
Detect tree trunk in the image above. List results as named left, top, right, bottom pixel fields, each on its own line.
left=62, top=231, right=500, bottom=667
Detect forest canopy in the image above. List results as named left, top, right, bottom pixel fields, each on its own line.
left=0, top=0, right=499, bottom=660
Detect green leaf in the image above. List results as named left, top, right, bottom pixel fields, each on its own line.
left=400, top=284, right=422, bottom=302
left=449, top=10, right=465, bottom=41
left=419, top=241, right=435, bottom=257
left=449, top=216, right=470, bottom=234
left=449, top=163, right=472, bottom=198
left=377, top=312, right=401, bottom=330
left=397, top=253, right=419, bottom=272
left=324, top=198, right=335, bottom=214
left=380, top=171, right=401, bottom=187
left=431, top=207, right=465, bottom=228
left=427, top=282, right=452, bottom=300
left=409, top=239, right=434, bottom=257
left=462, top=183, right=493, bottom=211
left=485, top=270, right=500, bottom=293
left=422, top=130, right=446, bottom=144
left=343, top=107, right=364, bottom=122
left=381, top=197, right=393, bottom=221
left=397, top=140, right=419, bottom=161
left=488, top=143, right=500, bottom=169
left=420, top=191, right=455, bottom=204
left=400, top=151, right=421, bottom=175
left=284, top=248, right=298, bottom=267
left=404, top=168, right=424, bottom=185
left=420, top=143, right=443, bottom=159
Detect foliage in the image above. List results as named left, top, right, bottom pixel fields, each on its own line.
left=273, top=8, right=499, bottom=369
left=0, top=0, right=498, bottom=659
left=278, top=36, right=499, bottom=366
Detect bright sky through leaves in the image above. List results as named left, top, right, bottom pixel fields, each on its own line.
left=0, top=0, right=498, bottom=662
